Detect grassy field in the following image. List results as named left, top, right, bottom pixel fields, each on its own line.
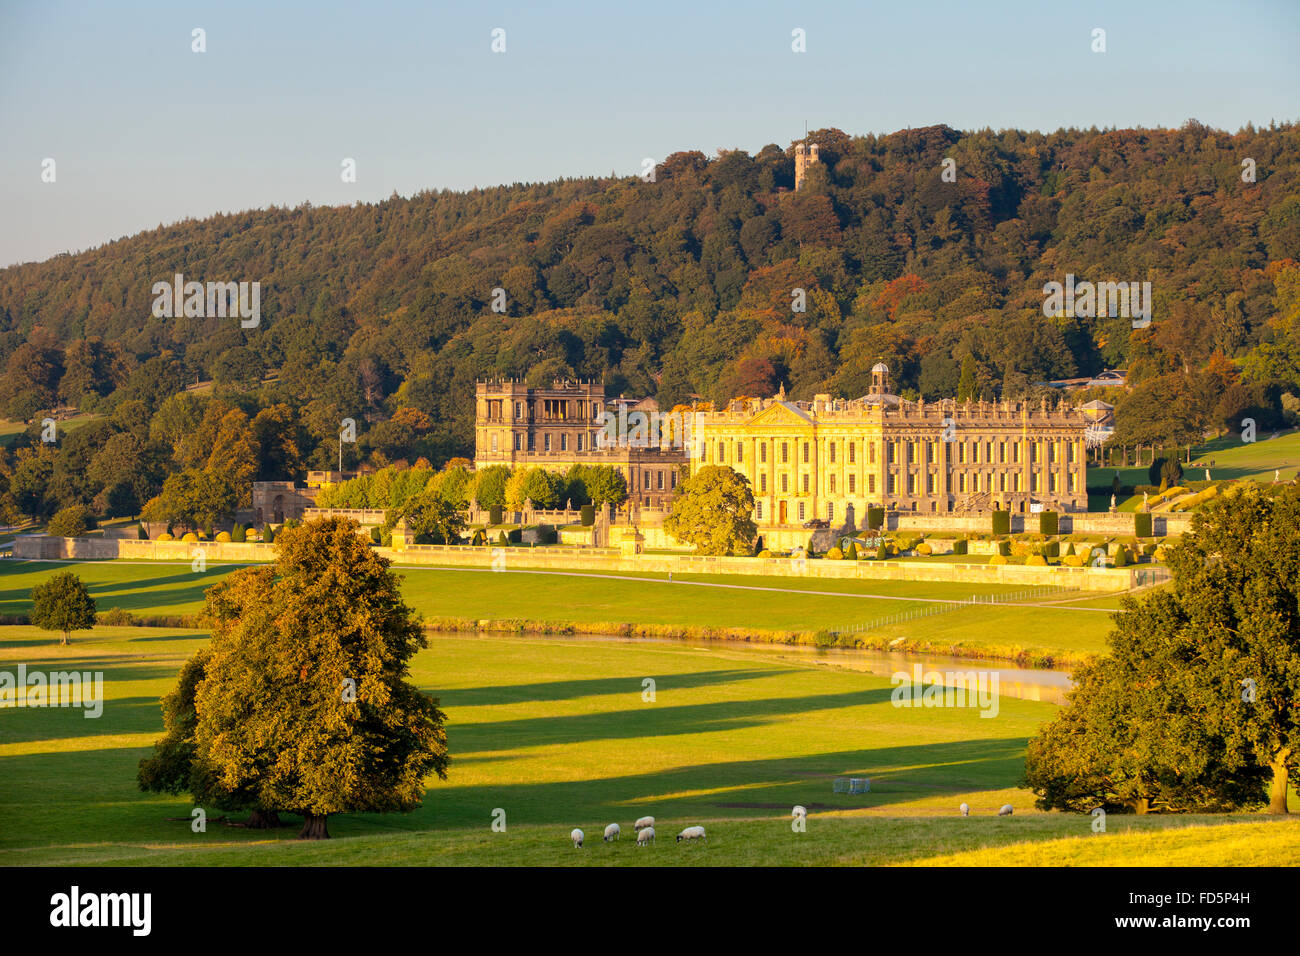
left=2, top=625, right=1294, bottom=866
left=0, top=412, right=101, bottom=448
left=0, top=559, right=1119, bottom=663
left=1088, top=427, right=1300, bottom=495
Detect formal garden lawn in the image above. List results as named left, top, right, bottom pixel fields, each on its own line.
left=1087, top=427, right=1300, bottom=496
left=0, top=560, right=1118, bottom=662
left=2, top=626, right=1293, bottom=866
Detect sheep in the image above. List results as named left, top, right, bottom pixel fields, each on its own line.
left=634, top=816, right=655, bottom=831
left=676, top=825, right=706, bottom=843
left=636, top=826, right=655, bottom=846
left=603, top=823, right=620, bottom=842
left=571, top=828, right=584, bottom=848
left=959, top=803, right=970, bottom=817
left=997, top=804, right=1014, bottom=817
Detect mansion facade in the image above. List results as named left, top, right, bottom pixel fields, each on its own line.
left=688, top=364, right=1090, bottom=528
left=473, top=379, right=686, bottom=507
left=473, top=365, right=1094, bottom=527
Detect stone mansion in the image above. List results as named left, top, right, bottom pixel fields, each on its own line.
left=474, top=365, right=1095, bottom=525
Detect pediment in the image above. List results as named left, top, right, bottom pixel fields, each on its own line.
left=743, top=401, right=814, bottom=428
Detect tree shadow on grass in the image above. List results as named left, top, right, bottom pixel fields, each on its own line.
left=0, top=694, right=168, bottom=744
left=426, top=668, right=801, bottom=707
left=359, top=736, right=1030, bottom=835
left=445, top=686, right=900, bottom=753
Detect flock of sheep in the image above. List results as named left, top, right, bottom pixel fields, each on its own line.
left=568, top=804, right=1015, bottom=849
left=569, top=816, right=705, bottom=849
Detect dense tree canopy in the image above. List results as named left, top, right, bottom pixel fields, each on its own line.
left=3, top=123, right=1300, bottom=522
left=1024, top=484, right=1300, bottom=814
left=138, top=517, right=449, bottom=838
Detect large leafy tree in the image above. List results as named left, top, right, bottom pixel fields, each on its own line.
left=663, top=464, right=756, bottom=555
left=1024, top=484, right=1300, bottom=814
left=140, top=517, right=449, bottom=839
left=31, top=571, right=96, bottom=646
left=140, top=468, right=238, bottom=531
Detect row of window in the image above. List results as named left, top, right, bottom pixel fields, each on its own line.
left=489, top=400, right=605, bottom=422
left=752, top=470, right=1080, bottom=496
left=490, top=432, right=598, bottom=453
left=708, top=437, right=1079, bottom=466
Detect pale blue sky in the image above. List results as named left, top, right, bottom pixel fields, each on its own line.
left=1, top=0, right=1296, bottom=267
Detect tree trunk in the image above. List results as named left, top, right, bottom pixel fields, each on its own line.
left=60, top=631, right=69, bottom=646
left=245, top=808, right=282, bottom=829
left=298, top=813, right=331, bottom=840
left=1268, top=752, right=1290, bottom=815
left=1130, top=797, right=1150, bottom=814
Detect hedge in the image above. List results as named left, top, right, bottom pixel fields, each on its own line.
left=1038, top=511, right=1058, bottom=535
left=489, top=505, right=504, bottom=525
left=580, top=504, right=595, bottom=526
left=952, top=538, right=968, bottom=555
left=1134, top=512, right=1153, bottom=537
left=866, top=506, right=885, bottom=530
left=991, top=510, right=1011, bottom=535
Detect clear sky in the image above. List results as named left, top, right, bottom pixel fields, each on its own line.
left=1, top=0, right=1297, bottom=267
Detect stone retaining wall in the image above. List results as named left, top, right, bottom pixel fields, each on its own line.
left=15, top=534, right=1140, bottom=592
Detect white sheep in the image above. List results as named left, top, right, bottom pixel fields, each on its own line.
left=603, top=822, right=620, bottom=842
left=634, top=816, right=655, bottom=830
left=676, top=825, right=706, bottom=843
left=571, top=828, right=584, bottom=848
left=997, top=804, right=1014, bottom=817
left=959, top=803, right=970, bottom=817
left=636, top=826, right=655, bottom=846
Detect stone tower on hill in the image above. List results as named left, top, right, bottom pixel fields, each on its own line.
left=794, top=141, right=820, bottom=190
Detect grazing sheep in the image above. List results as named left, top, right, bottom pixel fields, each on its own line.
left=636, top=826, right=655, bottom=846
left=571, top=828, right=584, bottom=848
left=997, top=804, right=1014, bottom=817
left=676, top=825, right=706, bottom=843
left=959, top=803, right=970, bottom=817
left=603, top=823, right=620, bottom=842
left=634, top=816, right=655, bottom=831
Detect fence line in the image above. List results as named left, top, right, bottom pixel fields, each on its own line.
left=828, top=584, right=1080, bottom=637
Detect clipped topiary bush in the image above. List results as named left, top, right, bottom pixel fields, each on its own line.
left=825, top=547, right=843, bottom=561
left=1026, top=554, right=1048, bottom=566
left=157, top=532, right=174, bottom=541
left=1038, top=511, right=1058, bottom=535
left=215, top=531, right=232, bottom=542
left=952, top=538, right=967, bottom=555
left=991, top=510, right=1011, bottom=535
left=47, top=505, right=95, bottom=538
left=580, top=504, right=595, bottom=526
left=996, top=540, right=1011, bottom=556
left=866, top=506, right=885, bottom=530
left=875, top=542, right=887, bottom=561
left=989, top=553, right=1008, bottom=565
left=845, top=540, right=859, bottom=560
left=1114, top=546, right=1129, bottom=567
left=231, top=523, right=246, bottom=543
left=1134, top=511, right=1153, bottom=538
left=915, top=542, right=932, bottom=555
left=489, top=505, right=504, bottom=525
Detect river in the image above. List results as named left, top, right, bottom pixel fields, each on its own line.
left=435, top=631, right=1075, bottom=705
